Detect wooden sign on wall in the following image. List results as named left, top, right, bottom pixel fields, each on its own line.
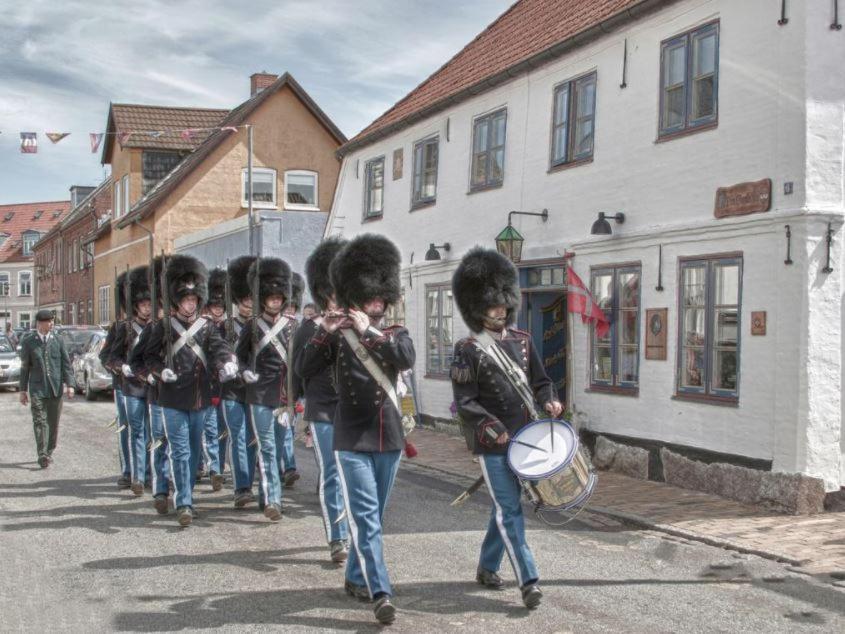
left=645, top=308, right=668, bottom=360
left=714, top=178, right=771, bottom=218
left=751, top=311, right=767, bottom=336
left=392, top=148, right=403, bottom=180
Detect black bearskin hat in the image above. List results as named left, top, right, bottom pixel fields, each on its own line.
left=207, top=268, right=226, bottom=307
left=248, top=257, right=291, bottom=307
left=452, top=247, right=520, bottom=333
left=287, top=272, right=305, bottom=311
left=330, top=234, right=401, bottom=309
left=227, top=255, right=255, bottom=303
left=115, top=270, right=128, bottom=317
left=305, top=237, right=347, bottom=311
left=165, top=254, right=208, bottom=308
left=129, top=265, right=151, bottom=311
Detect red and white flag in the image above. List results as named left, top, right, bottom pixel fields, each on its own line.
left=89, top=133, right=104, bottom=153
left=566, top=267, right=610, bottom=338
left=20, top=132, right=37, bottom=153
left=179, top=128, right=196, bottom=141
left=117, top=130, right=131, bottom=146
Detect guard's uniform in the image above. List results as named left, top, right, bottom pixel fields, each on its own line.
left=101, top=274, right=131, bottom=485
left=450, top=247, right=555, bottom=608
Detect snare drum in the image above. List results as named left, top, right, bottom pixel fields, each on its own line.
left=507, top=419, right=596, bottom=513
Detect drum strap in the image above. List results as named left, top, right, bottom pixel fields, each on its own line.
left=473, top=330, right=540, bottom=419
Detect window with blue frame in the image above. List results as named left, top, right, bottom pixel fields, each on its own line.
left=659, top=21, right=719, bottom=138
left=590, top=265, right=640, bottom=390
left=677, top=255, right=741, bottom=401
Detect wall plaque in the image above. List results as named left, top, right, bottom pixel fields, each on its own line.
left=392, top=148, right=403, bottom=180
left=645, top=308, right=668, bottom=360
left=751, top=311, right=766, bottom=336
left=714, top=178, right=771, bottom=218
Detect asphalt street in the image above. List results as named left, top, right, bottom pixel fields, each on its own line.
left=1, top=390, right=843, bottom=633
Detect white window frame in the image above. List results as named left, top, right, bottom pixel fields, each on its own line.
left=411, top=135, right=439, bottom=207
left=283, top=170, right=319, bottom=211
left=18, top=312, right=31, bottom=329
left=241, top=167, right=278, bottom=209
left=363, top=156, right=385, bottom=218
left=122, top=174, right=130, bottom=215
left=22, top=231, right=39, bottom=256
left=98, top=285, right=110, bottom=323
left=0, top=271, right=10, bottom=296
left=114, top=177, right=122, bottom=218
left=18, top=271, right=32, bottom=297
left=69, top=303, right=76, bottom=325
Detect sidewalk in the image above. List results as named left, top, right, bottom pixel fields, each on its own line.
left=405, top=426, right=845, bottom=583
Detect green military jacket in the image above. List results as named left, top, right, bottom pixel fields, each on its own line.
left=19, top=331, right=74, bottom=398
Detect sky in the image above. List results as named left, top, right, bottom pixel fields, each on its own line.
left=0, top=0, right=513, bottom=205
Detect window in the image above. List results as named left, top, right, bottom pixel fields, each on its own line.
left=0, top=272, right=9, bottom=296
left=284, top=170, right=319, bottom=210
left=142, top=151, right=182, bottom=194
left=69, top=303, right=76, bottom=326
left=591, top=265, right=641, bottom=390
left=470, top=108, right=507, bottom=190
left=384, top=291, right=406, bottom=327
left=98, top=285, right=110, bottom=323
left=551, top=71, right=597, bottom=167
left=22, top=231, right=40, bottom=256
left=363, top=157, right=385, bottom=218
left=659, top=22, right=719, bottom=137
left=241, top=167, right=277, bottom=208
left=19, top=312, right=31, bottom=329
left=122, top=174, right=130, bottom=215
left=57, top=240, right=61, bottom=274
left=412, top=136, right=438, bottom=207
left=678, top=255, right=741, bottom=401
left=114, top=177, right=122, bottom=218
left=18, top=271, right=32, bottom=297
left=0, top=233, right=7, bottom=248
left=426, top=284, right=454, bottom=376
left=88, top=300, right=93, bottom=325
left=73, top=239, right=79, bottom=272
left=68, top=242, right=73, bottom=273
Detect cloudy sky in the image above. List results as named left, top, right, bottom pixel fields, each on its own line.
left=0, top=0, right=512, bottom=205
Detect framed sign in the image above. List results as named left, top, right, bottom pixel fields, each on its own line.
left=392, top=148, right=403, bottom=180
left=751, top=311, right=766, bottom=336
left=645, top=308, right=668, bottom=360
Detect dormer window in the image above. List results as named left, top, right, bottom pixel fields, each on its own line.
left=3, top=212, right=14, bottom=222
left=33, top=210, right=43, bottom=220
left=51, top=211, right=62, bottom=219
left=22, top=231, right=41, bottom=256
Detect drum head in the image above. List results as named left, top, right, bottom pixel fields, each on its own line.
left=507, top=419, right=578, bottom=480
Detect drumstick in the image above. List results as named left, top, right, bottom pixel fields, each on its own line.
left=511, top=439, right=548, bottom=453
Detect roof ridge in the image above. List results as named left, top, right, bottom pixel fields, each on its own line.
left=0, top=200, right=72, bottom=208
left=111, top=102, right=230, bottom=112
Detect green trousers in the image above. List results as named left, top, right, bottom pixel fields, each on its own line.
left=31, top=395, right=62, bottom=460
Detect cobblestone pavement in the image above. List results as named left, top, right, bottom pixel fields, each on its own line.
left=407, top=427, right=845, bottom=584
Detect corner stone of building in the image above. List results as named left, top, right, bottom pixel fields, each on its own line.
left=593, top=435, right=649, bottom=480
left=660, top=448, right=826, bottom=515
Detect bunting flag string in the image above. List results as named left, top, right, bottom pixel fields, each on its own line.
left=3, top=125, right=246, bottom=154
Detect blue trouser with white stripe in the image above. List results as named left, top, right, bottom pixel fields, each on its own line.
left=114, top=388, right=130, bottom=477
left=478, top=453, right=539, bottom=588
left=162, top=407, right=207, bottom=509
left=222, top=399, right=256, bottom=492
left=148, top=403, right=170, bottom=496
left=310, top=422, right=348, bottom=543
left=336, top=450, right=401, bottom=598
left=216, top=402, right=229, bottom=474
left=275, top=415, right=297, bottom=474
left=249, top=404, right=281, bottom=507
left=200, top=405, right=222, bottom=475
left=124, top=395, right=149, bottom=485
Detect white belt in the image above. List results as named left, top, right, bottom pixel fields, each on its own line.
left=171, top=317, right=208, bottom=368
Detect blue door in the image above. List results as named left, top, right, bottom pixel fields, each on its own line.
left=519, top=292, right=566, bottom=405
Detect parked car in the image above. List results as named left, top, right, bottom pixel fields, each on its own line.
left=54, top=325, right=103, bottom=360
left=0, top=335, right=21, bottom=390
left=72, top=331, right=113, bottom=400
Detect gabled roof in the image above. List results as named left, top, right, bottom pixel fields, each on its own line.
left=117, top=72, right=347, bottom=229
left=101, top=103, right=230, bottom=164
left=340, top=0, right=670, bottom=156
left=0, top=200, right=71, bottom=263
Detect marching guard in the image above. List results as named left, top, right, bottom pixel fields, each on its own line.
left=142, top=254, right=239, bottom=526
left=276, top=271, right=305, bottom=488
left=236, top=256, right=295, bottom=522
left=450, top=247, right=563, bottom=609
left=293, top=236, right=349, bottom=564
left=300, top=234, right=415, bottom=625
left=100, top=270, right=131, bottom=488
left=201, top=267, right=230, bottom=492
left=109, top=265, right=154, bottom=496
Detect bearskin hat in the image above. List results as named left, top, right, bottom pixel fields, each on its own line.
left=165, top=254, right=208, bottom=308
left=115, top=270, right=128, bottom=317
left=129, top=265, right=151, bottom=311
left=227, top=255, right=255, bottom=303
left=452, top=247, right=520, bottom=333
left=305, top=237, right=347, bottom=311
left=330, top=234, right=401, bottom=309
left=207, top=268, right=226, bottom=307
left=287, top=272, right=305, bottom=311
left=248, top=257, right=291, bottom=307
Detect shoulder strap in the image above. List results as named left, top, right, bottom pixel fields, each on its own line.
left=473, top=330, right=539, bottom=419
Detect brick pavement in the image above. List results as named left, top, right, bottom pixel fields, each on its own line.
left=405, top=426, right=845, bottom=581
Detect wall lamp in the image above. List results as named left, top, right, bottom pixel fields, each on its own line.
left=425, top=242, right=451, bottom=261
left=495, top=208, right=549, bottom=263
left=591, top=212, right=625, bottom=235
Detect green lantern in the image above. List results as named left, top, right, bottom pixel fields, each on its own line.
left=495, top=223, right=524, bottom=263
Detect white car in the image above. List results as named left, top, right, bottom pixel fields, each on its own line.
left=0, top=336, right=21, bottom=390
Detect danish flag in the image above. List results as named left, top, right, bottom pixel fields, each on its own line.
left=566, top=267, right=610, bottom=338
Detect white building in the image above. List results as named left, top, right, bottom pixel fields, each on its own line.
left=326, top=0, right=845, bottom=496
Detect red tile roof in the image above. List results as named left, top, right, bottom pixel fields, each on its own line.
left=101, top=104, right=230, bottom=164
left=0, top=200, right=71, bottom=263
left=341, top=0, right=668, bottom=155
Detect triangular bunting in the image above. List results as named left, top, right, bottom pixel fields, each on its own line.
left=46, top=132, right=70, bottom=144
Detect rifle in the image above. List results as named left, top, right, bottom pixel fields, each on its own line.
left=160, top=250, right=173, bottom=370
left=113, top=267, right=120, bottom=322
left=224, top=259, right=235, bottom=345
left=149, top=252, right=157, bottom=324
left=123, top=264, right=132, bottom=338
left=250, top=256, right=260, bottom=373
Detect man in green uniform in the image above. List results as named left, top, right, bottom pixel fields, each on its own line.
left=19, top=309, right=75, bottom=468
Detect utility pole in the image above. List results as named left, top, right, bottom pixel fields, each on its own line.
left=247, top=124, right=255, bottom=256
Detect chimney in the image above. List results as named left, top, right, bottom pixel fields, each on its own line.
left=250, top=72, right=278, bottom=96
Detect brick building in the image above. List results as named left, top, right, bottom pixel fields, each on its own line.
left=34, top=181, right=113, bottom=324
